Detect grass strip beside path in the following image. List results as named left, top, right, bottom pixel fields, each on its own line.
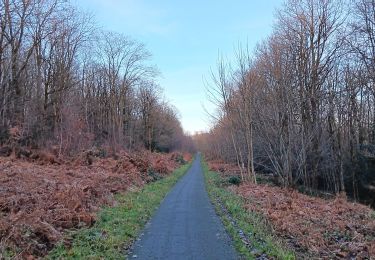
left=202, top=160, right=295, bottom=260
left=49, top=162, right=192, bottom=259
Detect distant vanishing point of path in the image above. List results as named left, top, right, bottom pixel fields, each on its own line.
left=128, top=154, right=238, bottom=260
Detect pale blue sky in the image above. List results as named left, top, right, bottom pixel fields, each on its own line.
left=71, top=0, right=283, bottom=134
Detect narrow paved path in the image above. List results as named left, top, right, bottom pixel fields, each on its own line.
left=128, top=154, right=237, bottom=260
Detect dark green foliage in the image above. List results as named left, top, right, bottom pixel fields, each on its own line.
left=148, top=168, right=162, bottom=182
left=228, top=176, right=241, bottom=186
left=353, top=146, right=375, bottom=208
left=174, top=154, right=187, bottom=165
left=97, top=148, right=107, bottom=158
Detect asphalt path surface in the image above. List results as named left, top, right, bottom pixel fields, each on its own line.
left=128, top=154, right=237, bottom=260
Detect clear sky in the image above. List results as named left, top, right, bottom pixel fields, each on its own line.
left=71, top=0, right=283, bottom=134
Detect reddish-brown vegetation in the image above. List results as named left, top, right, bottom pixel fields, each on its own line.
left=208, top=160, right=241, bottom=177
left=237, top=184, right=375, bottom=258
left=208, top=162, right=375, bottom=259
left=0, top=150, right=187, bottom=258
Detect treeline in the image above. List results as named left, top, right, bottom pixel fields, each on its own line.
left=0, top=0, right=194, bottom=155
left=196, top=0, right=375, bottom=205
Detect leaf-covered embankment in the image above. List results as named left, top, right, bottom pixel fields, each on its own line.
left=203, top=161, right=294, bottom=259
left=208, top=161, right=375, bottom=259
left=49, top=161, right=192, bottom=259
left=0, top=151, right=191, bottom=258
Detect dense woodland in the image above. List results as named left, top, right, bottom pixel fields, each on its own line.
left=0, top=0, right=194, bottom=156
left=195, top=0, right=375, bottom=206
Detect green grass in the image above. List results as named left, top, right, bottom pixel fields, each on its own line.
left=1, top=249, right=15, bottom=259
left=202, top=161, right=295, bottom=260
left=371, top=210, right=375, bottom=220
left=48, top=162, right=192, bottom=260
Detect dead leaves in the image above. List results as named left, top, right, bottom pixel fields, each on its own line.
left=236, top=183, right=375, bottom=259
left=208, top=160, right=241, bottom=176
left=0, top=150, right=186, bottom=257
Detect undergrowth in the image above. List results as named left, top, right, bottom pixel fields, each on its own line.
left=202, top=160, right=295, bottom=260
left=48, top=162, right=192, bottom=259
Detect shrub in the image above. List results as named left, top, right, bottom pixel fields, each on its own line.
left=228, top=176, right=241, bottom=186
left=147, top=168, right=162, bottom=182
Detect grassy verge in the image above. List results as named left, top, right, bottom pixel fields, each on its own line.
left=48, top=162, right=192, bottom=259
left=202, top=161, right=295, bottom=260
